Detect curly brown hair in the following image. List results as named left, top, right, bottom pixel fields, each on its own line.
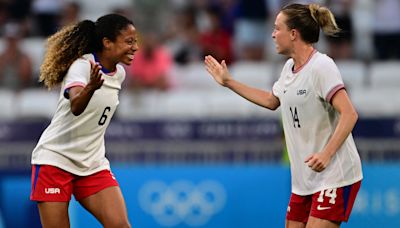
left=40, top=14, right=133, bottom=89
left=39, top=20, right=96, bottom=89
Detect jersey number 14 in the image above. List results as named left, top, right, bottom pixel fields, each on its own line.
left=289, top=106, right=301, bottom=128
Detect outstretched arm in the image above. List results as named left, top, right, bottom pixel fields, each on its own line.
left=204, top=55, right=280, bottom=110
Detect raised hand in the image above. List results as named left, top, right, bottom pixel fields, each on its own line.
left=204, top=55, right=232, bottom=86
left=87, top=60, right=104, bottom=91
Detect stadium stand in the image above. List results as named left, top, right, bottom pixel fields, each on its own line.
left=0, top=45, right=397, bottom=119
left=230, top=61, right=274, bottom=90
left=173, top=62, right=221, bottom=91
left=369, top=61, right=400, bottom=88
left=20, top=38, right=45, bottom=78
left=336, top=60, right=367, bottom=91
left=15, top=88, right=58, bottom=119
left=74, top=0, right=133, bottom=20
left=0, top=89, right=17, bottom=120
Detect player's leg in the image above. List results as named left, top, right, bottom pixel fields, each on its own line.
left=286, top=220, right=306, bottom=228
left=79, top=186, right=130, bottom=228
left=285, top=193, right=312, bottom=228
left=307, top=181, right=361, bottom=228
left=37, top=202, right=70, bottom=228
left=74, top=169, right=130, bottom=228
left=30, top=165, right=75, bottom=228
left=305, top=216, right=339, bottom=228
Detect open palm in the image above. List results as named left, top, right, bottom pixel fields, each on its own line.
left=87, top=60, right=104, bottom=91
left=204, top=55, right=232, bottom=86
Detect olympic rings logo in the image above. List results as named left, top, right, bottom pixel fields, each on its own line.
left=138, top=180, right=227, bottom=227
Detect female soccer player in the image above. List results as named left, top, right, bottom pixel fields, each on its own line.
left=30, top=14, right=138, bottom=227
left=204, top=3, right=362, bottom=228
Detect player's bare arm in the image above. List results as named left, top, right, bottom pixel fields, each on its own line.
left=305, top=89, right=358, bottom=172
left=69, top=60, right=104, bottom=116
left=204, top=55, right=280, bottom=110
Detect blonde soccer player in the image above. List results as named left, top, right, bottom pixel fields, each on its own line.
left=204, top=3, right=362, bottom=228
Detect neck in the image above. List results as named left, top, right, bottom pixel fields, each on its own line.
left=291, top=45, right=315, bottom=71
left=93, top=52, right=116, bottom=73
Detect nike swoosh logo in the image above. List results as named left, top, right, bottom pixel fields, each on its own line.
left=317, top=205, right=331, bottom=210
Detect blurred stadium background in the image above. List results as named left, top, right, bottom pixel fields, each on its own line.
left=0, top=0, right=399, bottom=227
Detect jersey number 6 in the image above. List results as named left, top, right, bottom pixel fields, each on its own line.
left=98, top=106, right=111, bottom=126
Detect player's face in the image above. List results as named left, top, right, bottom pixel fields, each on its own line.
left=272, top=12, right=293, bottom=55
left=110, top=24, right=138, bottom=65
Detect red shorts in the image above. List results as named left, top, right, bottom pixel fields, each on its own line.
left=30, top=165, right=119, bottom=202
left=286, top=181, right=361, bottom=223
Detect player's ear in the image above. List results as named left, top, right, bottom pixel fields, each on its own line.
left=102, top=37, right=112, bottom=50
left=290, top=29, right=297, bottom=41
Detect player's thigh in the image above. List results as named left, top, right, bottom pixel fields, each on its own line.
left=79, top=186, right=130, bottom=227
left=286, top=193, right=312, bottom=224
left=37, top=202, right=70, bottom=228
left=286, top=219, right=306, bottom=228
left=306, top=216, right=340, bottom=228
left=309, top=181, right=361, bottom=223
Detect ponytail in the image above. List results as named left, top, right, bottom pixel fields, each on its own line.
left=309, top=4, right=340, bottom=37
left=40, top=14, right=134, bottom=89
left=39, top=20, right=97, bottom=89
left=281, top=3, right=340, bottom=44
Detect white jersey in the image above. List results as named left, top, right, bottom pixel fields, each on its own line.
left=31, top=53, right=125, bottom=176
left=272, top=51, right=363, bottom=195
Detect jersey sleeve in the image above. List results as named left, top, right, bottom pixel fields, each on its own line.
left=313, top=57, right=344, bottom=103
left=62, top=57, right=91, bottom=99
left=272, top=59, right=292, bottom=99
left=64, top=57, right=91, bottom=90
left=272, top=80, right=283, bottom=99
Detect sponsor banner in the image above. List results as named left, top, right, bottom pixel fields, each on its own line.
left=353, top=118, right=400, bottom=138
left=0, top=118, right=400, bottom=142
left=0, top=119, right=280, bottom=142
left=0, top=121, right=48, bottom=142
left=0, top=118, right=399, bottom=170
left=69, top=164, right=290, bottom=228
left=344, top=164, right=400, bottom=227
left=0, top=164, right=399, bottom=227
left=0, top=175, right=40, bottom=228
left=68, top=164, right=399, bottom=228
left=107, top=119, right=281, bottom=140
